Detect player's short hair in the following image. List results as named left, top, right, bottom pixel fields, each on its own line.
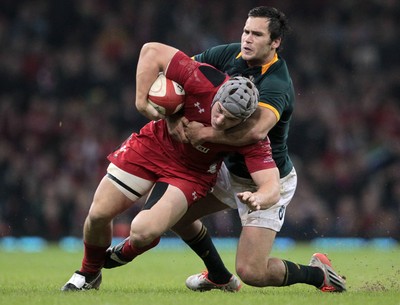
left=248, top=6, right=291, bottom=50
left=212, top=76, right=259, bottom=120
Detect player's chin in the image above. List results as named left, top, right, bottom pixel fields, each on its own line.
left=240, top=50, right=253, bottom=61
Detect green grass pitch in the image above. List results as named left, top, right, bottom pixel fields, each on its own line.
left=1, top=242, right=399, bottom=305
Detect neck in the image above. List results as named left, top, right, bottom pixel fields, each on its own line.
left=247, top=52, right=277, bottom=68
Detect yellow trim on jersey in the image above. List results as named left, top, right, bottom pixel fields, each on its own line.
left=261, top=53, right=278, bottom=74
left=235, top=53, right=278, bottom=74
left=259, top=102, right=280, bottom=121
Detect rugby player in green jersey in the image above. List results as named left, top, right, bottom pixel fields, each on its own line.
left=169, top=6, right=347, bottom=293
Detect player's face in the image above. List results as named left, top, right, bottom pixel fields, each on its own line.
left=211, top=101, right=243, bottom=130
left=241, top=17, right=281, bottom=67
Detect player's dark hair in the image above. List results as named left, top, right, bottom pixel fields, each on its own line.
left=248, top=6, right=291, bottom=51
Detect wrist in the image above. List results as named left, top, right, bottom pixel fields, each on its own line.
left=205, top=127, right=226, bottom=144
left=202, top=127, right=215, bottom=142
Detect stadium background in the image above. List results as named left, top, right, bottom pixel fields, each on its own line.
left=0, top=0, right=399, bottom=243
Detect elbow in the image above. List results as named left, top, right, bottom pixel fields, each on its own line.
left=272, top=191, right=281, bottom=206
left=142, top=41, right=159, bottom=50
left=140, top=42, right=160, bottom=59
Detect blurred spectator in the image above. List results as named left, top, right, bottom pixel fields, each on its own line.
left=0, top=0, right=399, bottom=240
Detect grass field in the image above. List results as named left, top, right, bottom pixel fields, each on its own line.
left=1, top=241, right=399, bottom=305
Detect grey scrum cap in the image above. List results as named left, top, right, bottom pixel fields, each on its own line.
left=212, top=76, right=259, bottom=120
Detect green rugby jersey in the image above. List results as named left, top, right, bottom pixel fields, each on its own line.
left=194, top=43, right=294, bottom=178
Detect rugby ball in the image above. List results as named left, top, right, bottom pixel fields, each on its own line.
left=148, top=73, right=185, bottom=115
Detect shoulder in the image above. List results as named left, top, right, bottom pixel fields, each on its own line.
left=194, top=43, right=241, bottom=62
left=259, top=57, right=293, bottom=92
left=169, top=50, right=195, bottom=67
left=167, top=51, right=201, bottom=83
left=257, top=60, right=295, bottom=115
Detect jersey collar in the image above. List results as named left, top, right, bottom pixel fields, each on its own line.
left=236, top=52, right=279, bottom=75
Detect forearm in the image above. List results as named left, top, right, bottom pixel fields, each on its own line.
left=200, top=123, right=261, bottom=146
left=239, top=168, right=280, bottom=210
left=198, top=108, right=273, bottom=146
left=255, top=180, right=281, bottom=209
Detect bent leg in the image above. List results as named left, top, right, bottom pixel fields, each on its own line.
left=84, top=176, right=136, bottom=247
left=130, top=184, right=188, bottom=248
left=80, top=176, right=138, bottom=274
left=104, top=183, right=188, bottom=266
left=236, top=226, right=285, bottom=286
left=62, top=162, right=154, bottom=290
left=236, top=226, right=327, bottom=289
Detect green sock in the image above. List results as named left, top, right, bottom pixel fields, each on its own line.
left=282, top=260, right=324, bottom=288
left=184, top=225, right=232, bottom=284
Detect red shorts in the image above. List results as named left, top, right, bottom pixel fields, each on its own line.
left=107, top=136, right=216, bottom=205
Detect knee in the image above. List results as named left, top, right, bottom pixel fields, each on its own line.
left=130, top=229, right=157, bottom=247
left=236, top=263, right=266, bottom=287
left=129, top=211, right=160, bottom=247
left=86, top=206, right=113, bottom=228
left=236, top=257, right=284, bottom=287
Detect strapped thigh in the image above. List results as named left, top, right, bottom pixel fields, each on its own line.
left=106, top=163, right=154, bottom=201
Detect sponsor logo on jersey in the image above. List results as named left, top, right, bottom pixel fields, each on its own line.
left=195, top=145, right=210, bottom=153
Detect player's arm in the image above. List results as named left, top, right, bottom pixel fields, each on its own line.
left=185, top=106, right=277, bottom=147
left=135, top=42, right=179, bottom=120
left=237, top=137, right=280, bottom=210
left=237, top=167, right=280, bottom=211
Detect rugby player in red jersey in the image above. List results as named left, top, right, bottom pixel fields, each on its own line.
left=61, top=42, right=280, bottom=291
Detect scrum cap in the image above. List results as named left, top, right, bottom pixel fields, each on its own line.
left=212, top=76, right=259, bottom=119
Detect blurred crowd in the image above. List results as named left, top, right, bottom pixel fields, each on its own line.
left=0, top=0, right=399, bottom=241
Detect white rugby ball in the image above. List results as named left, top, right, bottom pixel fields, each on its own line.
left=147, top=73, right=185, bottom=115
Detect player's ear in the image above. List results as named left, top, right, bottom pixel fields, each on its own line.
left=271, top=37, right=281, bottom=50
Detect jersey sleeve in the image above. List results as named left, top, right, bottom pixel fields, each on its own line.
left=167, top=50, right=227, bottom=95
left=238, top=138, right=276, bottom=173
left=259, top=86, right=292, bottom=121
left=166, top=51, right=199, bottom=88
left=258, top=60, right=294, bottom=121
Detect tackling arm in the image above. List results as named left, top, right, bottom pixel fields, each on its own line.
left=184, top=106, right=278, bottom=147
left=237, top=167, right=280, bottom=211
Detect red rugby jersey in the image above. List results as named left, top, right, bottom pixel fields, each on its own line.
left=109, top=51, right=275, bottom=193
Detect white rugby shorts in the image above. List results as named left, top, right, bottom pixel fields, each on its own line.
left=211, top=163, right=297, bottom=231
